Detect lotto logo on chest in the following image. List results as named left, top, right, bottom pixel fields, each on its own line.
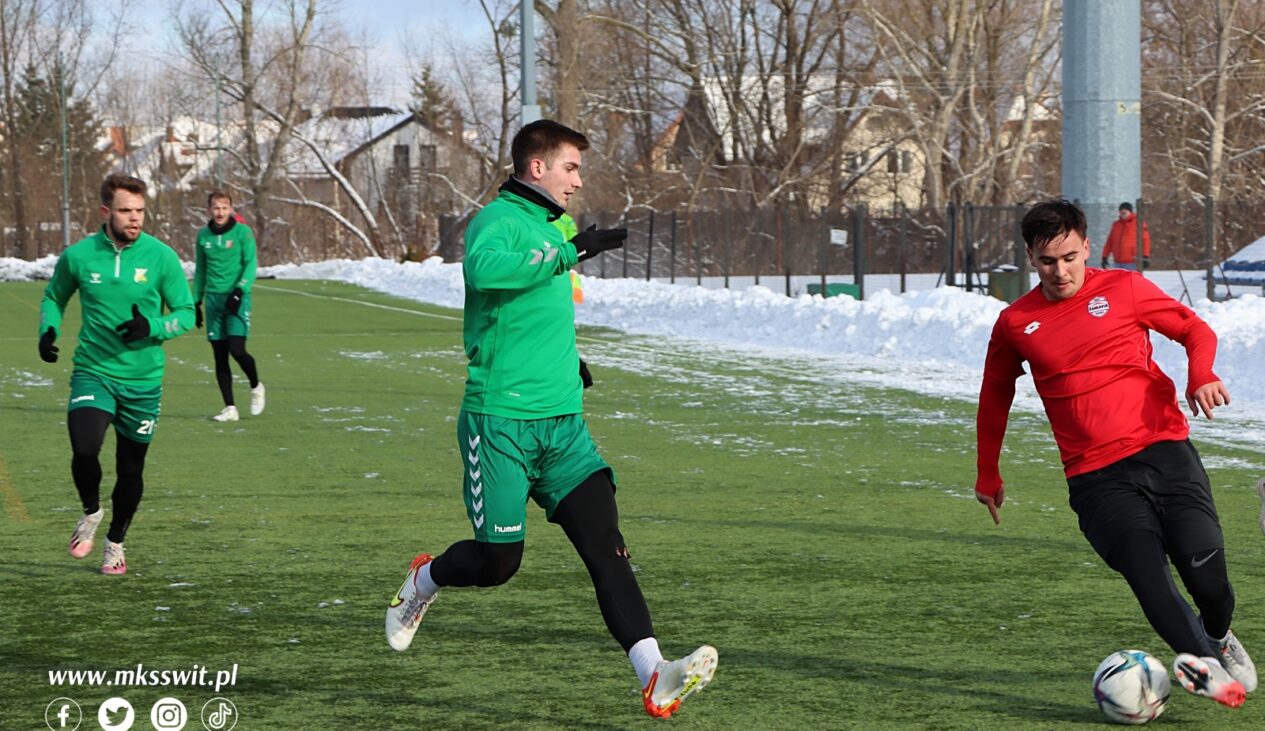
left=1087, top=296, right=1109, bottom=318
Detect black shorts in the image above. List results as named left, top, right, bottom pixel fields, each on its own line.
left=1067, top=440, right=1222, bottom=569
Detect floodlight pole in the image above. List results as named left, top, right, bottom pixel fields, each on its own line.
left=214, top=65, right=223, bottom=189
left=1062, top=0, right=1141, bottom=256
left=59, top=52, right=70, bottom=249
left=521, top=1, right=541, bottom=124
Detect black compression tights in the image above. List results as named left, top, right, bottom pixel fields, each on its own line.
left=1109, top=530, right=1234, bottom=658
left=430, top=471, right=654, bottom=652
left=68, top=407, right=150, bottom=543
left=211, top=336, right=259, bottom=406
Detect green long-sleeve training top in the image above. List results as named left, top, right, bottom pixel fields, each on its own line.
left=40, top=228, right=194, bottom=384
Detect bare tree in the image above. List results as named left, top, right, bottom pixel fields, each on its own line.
left=1, top=0, right=39, bottom=257
left=1144, top=0, right=1265, bottom=202
left=860, top=0, right=983, bottom=211
left=176, top=0, right=320, bottom=248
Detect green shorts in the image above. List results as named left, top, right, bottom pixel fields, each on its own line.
left=458, top=410, right=613, bottom=543
left=68, top=370, right=163, bottom=444
left=204, top=290, right=252, bottom=341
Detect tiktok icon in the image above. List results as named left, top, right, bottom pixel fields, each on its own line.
left=199, top=697, right=238, bottom=731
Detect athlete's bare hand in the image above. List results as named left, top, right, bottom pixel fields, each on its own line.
left=975, top=485, right=1004, bottom=525
left=1187, top=380, right=1230, bottom=420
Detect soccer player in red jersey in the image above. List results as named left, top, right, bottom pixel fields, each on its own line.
left=974, top=198, right=1255, bottom=708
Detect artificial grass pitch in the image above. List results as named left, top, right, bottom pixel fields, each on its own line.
left=1, top=278, right=1263, bottom=729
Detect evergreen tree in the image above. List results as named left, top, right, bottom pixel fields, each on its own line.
left=410, top=63, right=457, bottom=131
left=1, top=62, right=109, bottom=243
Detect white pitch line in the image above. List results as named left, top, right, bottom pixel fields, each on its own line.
left=256, top=283, right=463, bottom=322
left=256, top=282, right=623, bottom=348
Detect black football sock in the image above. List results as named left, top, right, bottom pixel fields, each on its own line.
left=212, top=340, right=235, bottom=406
left=227, top=336, right=260, bottom=388
left=430, top=540, right=524, bottom=587
left=68, top=407, right=112, bottom=514
left=106, top=435, right=149, bottom=544
left=550, top=470, right=654, bottom=653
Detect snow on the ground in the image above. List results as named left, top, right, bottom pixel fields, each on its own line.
left=5, top=254, right=1265, bottom=428
left=252, top=257, right=1265, bottom=407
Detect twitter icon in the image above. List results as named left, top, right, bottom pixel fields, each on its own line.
left=98, top=697, right=134, bottom=731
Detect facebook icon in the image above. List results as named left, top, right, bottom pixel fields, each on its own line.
left=44, top=697, right=82, bottom=730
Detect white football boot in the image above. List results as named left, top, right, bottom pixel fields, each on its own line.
left=213, top=405, right=239, bottom=422
left=100, top=540, right=127, bottom=575
left=69, top=507, right=104, bottom=558
left=1212, top=630, right=1258, bottom=693
left=1174, top=653, right=1246, bottom=708
left=385, top=554, right=437, bottom=651
left=641, top=645, right=718, bottom=718
left=250, top=383, right=266, bottom=416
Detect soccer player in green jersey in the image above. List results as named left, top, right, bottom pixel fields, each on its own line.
left=38, top=174, right=195, bottom=575
left=385, top=120, right=718, bottom=719
left=193, top=191, right=264, bottom=422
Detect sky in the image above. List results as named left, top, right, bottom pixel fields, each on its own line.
left=6, top=254, right=1265, bottom=463
left=131, top=0, right=495, bottom=107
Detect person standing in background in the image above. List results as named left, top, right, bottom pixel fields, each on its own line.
left=193, top=192, right=265, bottom=422
left=1102, top=201, right=1152, bottom=271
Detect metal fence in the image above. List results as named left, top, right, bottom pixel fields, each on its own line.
left=9, top=197, right=1261, bottom=300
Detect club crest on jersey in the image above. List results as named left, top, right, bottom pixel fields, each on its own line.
left=225, top=240, right=233, bottom=248
left=1088, top=296, right=1109, bottom=318
left=133, top=268, right=148, bottom=283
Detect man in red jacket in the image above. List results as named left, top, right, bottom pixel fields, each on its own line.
left=1101, top=201, right=1151, bottom=270
left=975, top=198, right=1255, bottom=708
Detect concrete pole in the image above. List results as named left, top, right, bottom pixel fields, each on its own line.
left=521, top=2, right=541, bottom=124
left=1061, top=0, right=1141, bottom=258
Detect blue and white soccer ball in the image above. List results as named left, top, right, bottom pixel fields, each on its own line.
left=1092, top=650, right=1171, bottom=725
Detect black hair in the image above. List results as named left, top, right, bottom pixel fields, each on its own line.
left=511, top=120, right=589, bottom=176
left=100, top=174, right=147, bottom=206
left=1021, top=198, right=1087, bottom=250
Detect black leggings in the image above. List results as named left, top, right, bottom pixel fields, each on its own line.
left=68, top=407, right=150, bottom=544
left=211, top=336, right=259, bottom=406
left=430, top=471, right=654, bottom=651
left=1109, top=530, right=1234, bottom=657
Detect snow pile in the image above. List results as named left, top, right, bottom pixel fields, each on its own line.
left=6, top=253, right=1262, bottom=407
left=0, top=255, right=57, bottom=281
left=265, top=257, right=1265, bottom=406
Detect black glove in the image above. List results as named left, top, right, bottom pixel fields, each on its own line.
left=1142, top=256, right=1150, bottom=270
left=571, top=224, right=626, bottom=263
left=38, top=327, right=58, bottom=363
left=195, top=302, right=204, bottom=329
left=579, top=358, right=593, bottom=389
left=226, top=287, right=244, bottom=315
left=1100, top=258, right=1108, bottom=269
left=115, top=304, right=150, bottom=343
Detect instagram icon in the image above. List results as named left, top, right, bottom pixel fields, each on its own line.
left=149, top=698, right=187, bottom=731
left=200, top=697, right=238, bottom=731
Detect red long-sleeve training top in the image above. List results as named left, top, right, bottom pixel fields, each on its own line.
left=975, top=268, right=1219, bottom=496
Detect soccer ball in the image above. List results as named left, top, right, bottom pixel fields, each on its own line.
left=1092, top=650, right=1171, bottom=725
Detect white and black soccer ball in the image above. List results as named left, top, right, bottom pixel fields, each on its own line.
left=1092, top=650, right=1171, bottom=725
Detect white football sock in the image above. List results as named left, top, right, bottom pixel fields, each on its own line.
left=413, top=561, right=441, bottom=600
left=629, top=637, right=665, bottom=687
